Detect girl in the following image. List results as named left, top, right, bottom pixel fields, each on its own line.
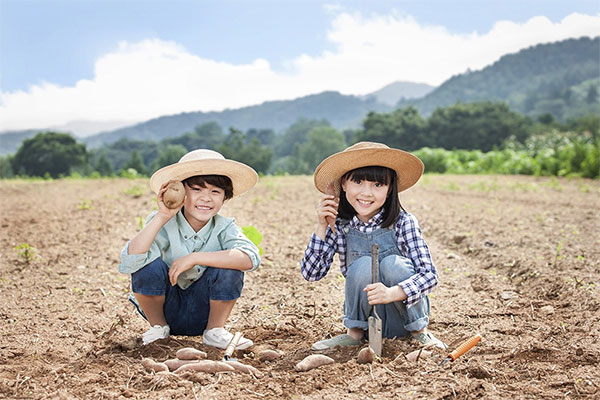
left=301, top=142, right=445, bottom=350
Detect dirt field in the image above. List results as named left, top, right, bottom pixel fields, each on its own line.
left=1, top=174, right=599, bottom=399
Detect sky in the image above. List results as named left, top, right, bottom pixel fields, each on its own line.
left=1, top=0, right=599, bottom=134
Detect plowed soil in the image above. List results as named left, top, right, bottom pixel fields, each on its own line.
left=1, top=174, right=599, bottom=399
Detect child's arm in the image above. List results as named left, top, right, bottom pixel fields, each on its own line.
left=128, top=182, right=181, bottom=255
left=301, top=194, right=339, bottom=281
left=168, top=249, right=252, bottom=286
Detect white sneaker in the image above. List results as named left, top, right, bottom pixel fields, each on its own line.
left=202, top=327, right=253, bottom=350
left=412, top=331, right=447, bottom=349
left=142, top=325, right=170, bottom=345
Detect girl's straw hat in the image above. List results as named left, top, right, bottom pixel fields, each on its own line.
left=150, top=149, right=258, bottom=196
left=314, top=142, right=424, bottom=194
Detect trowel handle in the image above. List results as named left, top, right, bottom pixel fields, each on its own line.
left=224, top=331, right=243, bottom=358
left=371, top=244, right=379, bottom=284
left=448, top=334, right=482, bottom=361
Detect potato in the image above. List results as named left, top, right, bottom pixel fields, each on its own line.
left=141, top=357, right=169, bottom=373
left=294, top=354, right=335, bottom=372
left=357, top=347, right=374, bottom=364
left=174, top=360, right=235, bottom=374
left=258, top=349, right=283, bottom=361
left=175, top=347, right=207, bottom=360
left=164, top=358, right=200, bottom=371
left=163, top=180, right=185, bottom=209
left=225, top=360, right=262, bottom=377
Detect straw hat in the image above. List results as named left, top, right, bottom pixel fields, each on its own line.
left=313, top=142, right=424, bottom=194
left=149, top=149, right=258, bottom=196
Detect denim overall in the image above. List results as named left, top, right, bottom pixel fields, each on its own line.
left=343, top=226, right=430, bottom=338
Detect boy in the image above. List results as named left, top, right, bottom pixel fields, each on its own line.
left=119, top=149, right=260, bottom=348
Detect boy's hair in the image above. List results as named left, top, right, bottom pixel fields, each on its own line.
left=338, top=166, right=404, bottom=228
left=183, top=175, right=234, bottom=200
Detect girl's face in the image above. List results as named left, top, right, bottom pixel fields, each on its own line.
left=341, top=177, right=389, bottom=223
left=182, top=181, right=226, bottom=231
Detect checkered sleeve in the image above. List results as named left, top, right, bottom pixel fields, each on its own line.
left=300, top=227, right=338, bottom=281
left=395, top=213, right=438, bottom=306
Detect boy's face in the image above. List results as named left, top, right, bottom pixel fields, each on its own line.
left=182, top=181, right=226, bottom=231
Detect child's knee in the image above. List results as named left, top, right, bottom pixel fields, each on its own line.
left=379, top=255, right=415, bottom=284
left=131, top=258, right=169, bottom=290
left=210, top=268, right=245, bottom=292
left=346, top=256, right=373, bottom=289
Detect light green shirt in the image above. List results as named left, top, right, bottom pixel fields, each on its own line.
left=119, top=211, right=260, bottom=289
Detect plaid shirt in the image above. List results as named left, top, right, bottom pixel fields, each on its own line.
left=300, top=209, right=438, bottom=306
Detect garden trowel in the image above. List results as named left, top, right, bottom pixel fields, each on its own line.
left=368, top=244, right=382, bottom=357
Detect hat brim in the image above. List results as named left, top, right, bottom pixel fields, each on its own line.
left=150, top=159, right=258, bottom=196
left=314, top=147, right=424, bottom=194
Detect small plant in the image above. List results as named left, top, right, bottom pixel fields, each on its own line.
left=124, top=185, right=145, bottom=198
left=15, top=243, right=40, bottom=264
left=77, top=199, right=93, bottom=210
left=242, top=225, right=263, bottom=255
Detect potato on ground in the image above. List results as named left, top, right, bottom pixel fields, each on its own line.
left=295, top=354, right=335, bottom=372
left=164, top=358, right=202, bottom=371
left=258, top=349, right=283, bottom=361
left=175, top=347, right=207, bottom=360
left=141, top=358, right=169, bottom=373
left=175, top=360, right=235, bottom=374
left=225, top=360, right=262, bottom=377
left=357, top=347, right=374, bottom=364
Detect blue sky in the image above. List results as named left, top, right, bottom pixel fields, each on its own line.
left=1, top=0, right=599, bottom=133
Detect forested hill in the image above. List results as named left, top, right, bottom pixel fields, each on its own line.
left=398, top=36, right=600, bottom=120
left=84, top=91, right=392, bottom=148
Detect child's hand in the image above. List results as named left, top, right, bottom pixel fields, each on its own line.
left=168, top=254, right=196, bottom=286
left=364, top=283, right=407, bottom=304
left=316, top=194, right=338, bottom=231
left=157, top=181, right=184, bottom=219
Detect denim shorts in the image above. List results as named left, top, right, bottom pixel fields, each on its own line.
left=130, top=257, right=245, bottom=336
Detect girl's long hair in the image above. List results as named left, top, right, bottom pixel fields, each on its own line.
left=337, top=166, right=404, bottom=228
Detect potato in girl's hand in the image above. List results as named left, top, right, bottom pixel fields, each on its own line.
left=163, top=181, right=185, bottom=209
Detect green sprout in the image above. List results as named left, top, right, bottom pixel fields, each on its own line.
left=15, top=243, right=40, bottom=264
left=242, top=226, right=263, bottom=255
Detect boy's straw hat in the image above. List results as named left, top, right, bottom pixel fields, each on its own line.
left=314, top=142, right=424, bottom=194
left=150, top=149, right=258, bottom=196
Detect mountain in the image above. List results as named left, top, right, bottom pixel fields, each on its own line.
left=398, top=36, right=600, bottom=120
left=83, top=91, right=393, bottom=148
left=362, top=81, right=435, bottom=105
left=0, top=130, right=40, bottom=155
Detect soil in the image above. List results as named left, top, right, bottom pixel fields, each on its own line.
left=1, top=174, right=599, bottom=399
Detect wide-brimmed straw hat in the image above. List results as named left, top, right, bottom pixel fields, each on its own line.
left=314, top=142, right=424, bottom=194
left=149, top=149, right=258, bottom=196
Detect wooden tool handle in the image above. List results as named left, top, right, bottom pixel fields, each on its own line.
left=449, top=334, right=482, bottom=361
left=224, top=331, right=243, bottom=357
left=371, top=244, right=379, bottom=284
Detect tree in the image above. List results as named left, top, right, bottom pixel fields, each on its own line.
left=274, top=118, right=330, bottom=157
left=151, top=144, right=187, bottom=173
left=0, top=155, right=14, bottom=178
left=95, top=153, right=114, bottom=176
left=163, top=122, right=225, bottom=150
left=356, top=106, right=429, bottom=150
left=296, top=127, right=346, bottom=172
left=122, top=151, right=147, bottom=175
left=12, top=132, right=87, bottom=177
left=217, top=128, right=272, bottom=174
left=428, top=102, right=530, bottom=151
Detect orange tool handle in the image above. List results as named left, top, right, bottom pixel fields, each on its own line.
left=448, top=334, right=482, bottom=361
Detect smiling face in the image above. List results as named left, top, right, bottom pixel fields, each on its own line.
left=341, top=176, right=390, bottom=223
left=182, top=181, right=226, bottom=231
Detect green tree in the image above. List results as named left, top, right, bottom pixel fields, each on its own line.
left=122, top=150, right=147, bottom=175
left=217, top=128, right=272, bottom=174
left=296, top=127, right=346, bottom=172
left=163, top=122, right=225, bottom=150
left=428, top=102, right=530, bottom=151
left=275, top=118, right=330, bottom=157
left=356, top=106, right=429, bottom=150
left=0, top=155, right=14, bottom=178
left=95, top=153, right=114, bottom=176
left=151, top=144, right=187, bottom=173
left=12, top=132, right=87, bottom=178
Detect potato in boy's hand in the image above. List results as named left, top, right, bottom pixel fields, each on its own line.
left=163, top=181, right=185, bottom=209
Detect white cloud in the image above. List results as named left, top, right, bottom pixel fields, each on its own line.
left=1, top=12, right=599, bottom=131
